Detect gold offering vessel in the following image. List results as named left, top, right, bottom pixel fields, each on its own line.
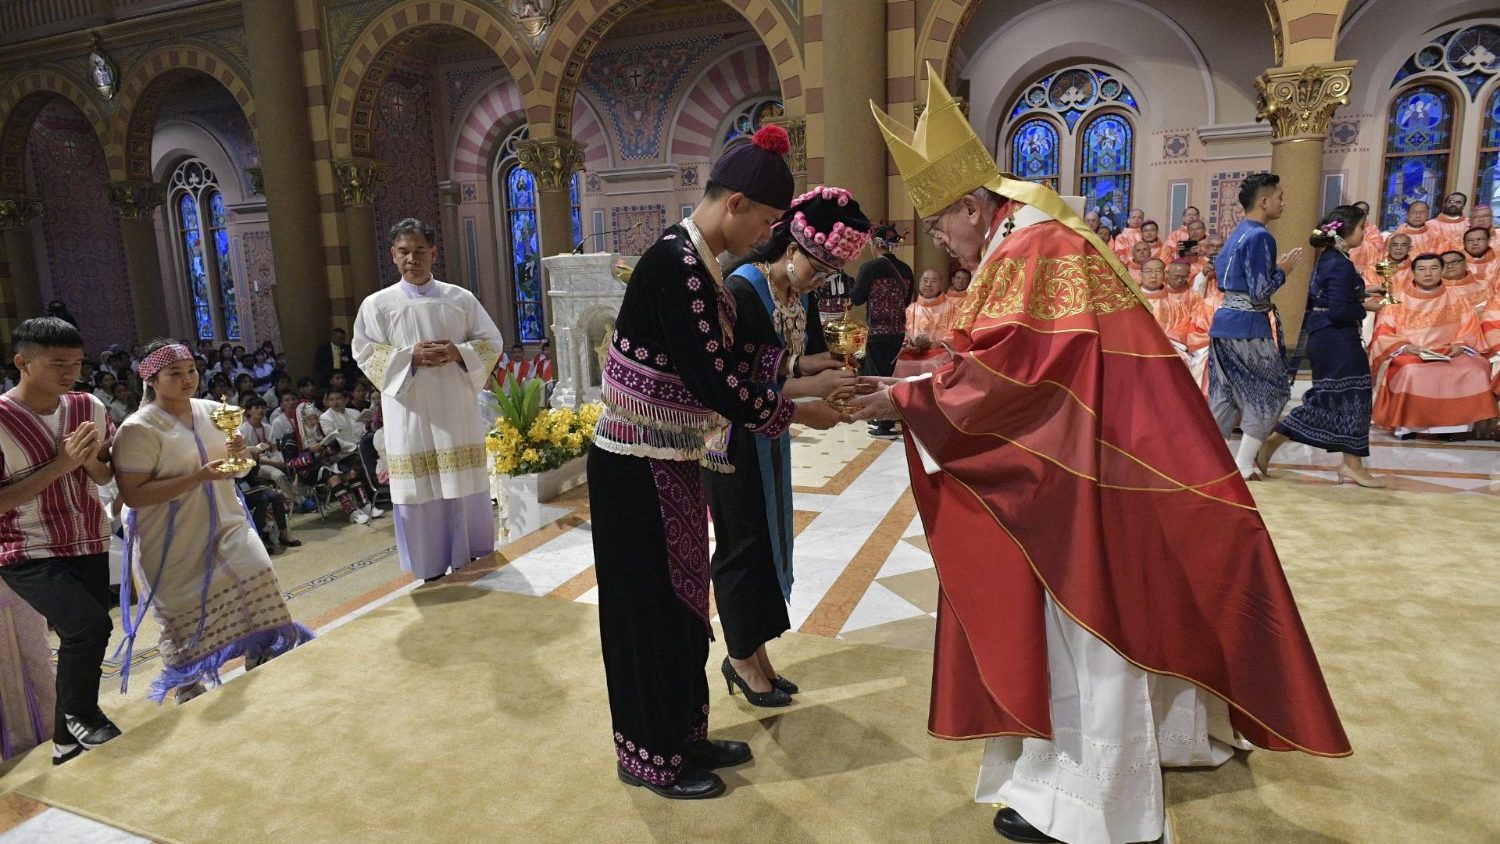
left=1372, top=258, right=1401, bottom=305
left=209, top=400, right=257, bottom=473
left=611, top=258, right=633, bottom=285
left=822, top=307, right=869, bottom=411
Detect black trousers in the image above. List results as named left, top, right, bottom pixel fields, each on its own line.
left=0, top=552, right=112, bottom=741
left=703, top=434, right=791, bottom=660
left=588, top=448, right=710, bottom=786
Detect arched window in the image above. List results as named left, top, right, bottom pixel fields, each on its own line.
left=1078, top=113, right=1134, bottom=232
left=170, top=159, right=239, bottom=341
left=1477, top=85, right=1500, bottom=209
left=497, top=125, right=582, bottom=344
left=721, top=98, right=784, bottom=152
left=1379, top=85, right=1456, bottom=230
left=1009, top=118, right=1060, bottom=190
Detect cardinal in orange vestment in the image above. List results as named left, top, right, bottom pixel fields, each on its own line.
left=866, top=69, right=1348, bottom=844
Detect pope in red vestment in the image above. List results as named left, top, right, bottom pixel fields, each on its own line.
left=869, top=69, right=1348, bottom=844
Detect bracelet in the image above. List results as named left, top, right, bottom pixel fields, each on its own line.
left=789, top=354, right=801, bottom=378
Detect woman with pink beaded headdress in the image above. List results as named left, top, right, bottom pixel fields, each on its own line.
left=707, top=186, right=872, bottom=706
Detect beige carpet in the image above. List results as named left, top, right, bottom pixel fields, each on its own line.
left=13, top=586, right=999, bottom=843
left=1165, top=481, right=1500, bottom=842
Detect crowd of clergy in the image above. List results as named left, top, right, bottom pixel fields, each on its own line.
left=896, top=193, right=1500, bottom=451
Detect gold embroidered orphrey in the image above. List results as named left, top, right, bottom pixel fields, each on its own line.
left=387, top=443, right=489, bottom=480
left=954, top=255, right=1139, bottom=331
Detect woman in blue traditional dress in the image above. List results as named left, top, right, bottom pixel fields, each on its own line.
left=706, top=187, right=871, bottom=706
left=1257, top=204, right=1388, bottom=487
left=114, top=340, right=313, bottom=704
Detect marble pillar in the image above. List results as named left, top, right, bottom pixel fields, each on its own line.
left=0, top=194, right=43, bottom=328
left=767, top=115, right=808, bottom=195
left=333, top=158, right=386, bottom=305
left=517, top=138, right=586, bottom=343
left=1255, top=61, right=1355, bottom=346
left=820, top=0, right=887, bottom=224
left=243, top=0, right=331, bottom=366
left=104, top=181, right=171, bottom=342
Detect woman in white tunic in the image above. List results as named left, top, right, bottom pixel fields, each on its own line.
left=114, top=342, right=312, bottom=703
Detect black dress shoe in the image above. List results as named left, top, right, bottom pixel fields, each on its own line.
left=683, top=738, right=752, bottom=769
left=769, top=675, right=798, bottom=694
left=617, top=764, right=725, bottom=799
left=993, top=808, right=1058, bottom=843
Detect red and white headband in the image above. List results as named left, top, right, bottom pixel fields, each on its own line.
left=136, top=343, right=194, bottom=380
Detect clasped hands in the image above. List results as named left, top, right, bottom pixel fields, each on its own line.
left=413, top=340, right=462, bottom=368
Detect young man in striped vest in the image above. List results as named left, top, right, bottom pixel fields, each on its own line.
left=0, top=317, right=120, bottom=764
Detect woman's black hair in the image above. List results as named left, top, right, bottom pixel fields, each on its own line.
left=1309, top=204, right=1367, bottom=249
left=725, top=224, right=797, bottom=275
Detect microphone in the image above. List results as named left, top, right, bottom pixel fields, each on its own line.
left=573, top=221, right=646, bottom=254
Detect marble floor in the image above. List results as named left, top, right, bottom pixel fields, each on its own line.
left=2, top=392, right=1498, bottom=842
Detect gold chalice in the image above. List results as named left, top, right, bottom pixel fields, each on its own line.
left=209, top=400, right=257, bottom=473
left=1373, top=258, right=1401, bottom=305
left=822, top=308, right=869, bottom=412
left=611, top=258, right=633, bottom=285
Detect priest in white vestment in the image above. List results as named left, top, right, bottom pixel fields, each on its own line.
left=353, top=218, right=503, bottom=581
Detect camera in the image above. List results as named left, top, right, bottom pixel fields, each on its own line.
left=1176, top=239, right=1199, bottom=258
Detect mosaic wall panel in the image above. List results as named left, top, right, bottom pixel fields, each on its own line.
left=373, top=62, right=446, bottom=286
left=1208, top=171, right=1251, bottom=236
left=25, top=101, right=134, bottom=353
left=582, top=34, right=726, bottom=160
left=239, top=229, right=281, bottom=350
left=610, top=205, right=666, bottom=255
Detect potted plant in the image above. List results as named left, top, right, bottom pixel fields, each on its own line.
left=485, top=376, right=601, bottom=540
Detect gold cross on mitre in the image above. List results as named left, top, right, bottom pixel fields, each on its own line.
left=870, top=65, right=1009, bottom=219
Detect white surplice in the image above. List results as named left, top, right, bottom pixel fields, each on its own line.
left=353, top=279, right=503, bottom=577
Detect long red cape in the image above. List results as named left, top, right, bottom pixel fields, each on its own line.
left=893, top=220, right=1351, bottom=757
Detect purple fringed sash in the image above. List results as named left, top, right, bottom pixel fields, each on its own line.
left=646, top=458, right=712, bottom=635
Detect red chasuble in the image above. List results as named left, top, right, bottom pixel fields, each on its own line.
left=891, top=216, right=1351, bottom=758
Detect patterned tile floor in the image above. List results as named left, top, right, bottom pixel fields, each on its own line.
left=3, top=390, right=1498, bottom=841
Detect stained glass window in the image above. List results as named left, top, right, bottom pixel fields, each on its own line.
left=1379, top=85, right=1455, bottom=230
left=171, top=159, right=239, bottom=342
left=208, top=191, right=240, bottom=341
left=723, top=99, right=784, bottom=150
left=506, top=164, right=542, bottom=344
left=1078, top=113, right=1134, bottom=231
left=1009, top=118, right=1060, bottom=190
left=177, top=193, right=213, bottom=341
left=571, top=171, right=582, bottom=246
left=1476, top=86, right=1500, bottom=211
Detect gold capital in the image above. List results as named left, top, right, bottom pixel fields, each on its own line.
left=1254, top=61, right=1356, bottom=141
left=104, top=181, right=166, bottom=219
left=333, top=158, right=387, bottom=207
left=515, top=138, right=586, bottom=190
left=765, top=116, right=806, bottom=177
left=0, top=194, right=43, bottom=229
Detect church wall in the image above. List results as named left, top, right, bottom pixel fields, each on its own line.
left=22, top=100, right=133, bottom=354
left=373, top=57, right=447, bottom=287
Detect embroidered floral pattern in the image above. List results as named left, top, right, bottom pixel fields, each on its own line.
left=647, top=458, right=711, bottom=630
left=614, top=732, right=683, bottom=786
left=969, top=255, right=1137, bottom=324
left=386, top=444, right=487, bottom=480
left=362, top=343, right=395, bottom=387
left=868, top=276, right=909, bottom=335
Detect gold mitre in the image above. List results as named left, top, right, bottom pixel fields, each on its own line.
left=871, top=66, right=1006, bottom=218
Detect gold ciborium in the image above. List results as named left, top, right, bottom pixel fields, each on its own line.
left=1373, top=258, right=1401, bottom=305
left=208, top=400, right=257, bottom=473
left=822, top=308, right=869, bottom=411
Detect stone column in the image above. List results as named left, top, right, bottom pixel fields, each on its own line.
left=820, top=0, right=887, bottom=223
left=516, top=138, right=586, bottom=341
left=0, top=194, right=44, bottom=325
left=104, top=181, right=171, bottom=341
left=437, top=179, right=463, bottom=288
left=243, top=0, right=331, bottom=367
left=1255, top=61, right=1355, bottom=347
left=333, top=159, right=387, bottom=305
left=767, top=115, right=807, bottom=195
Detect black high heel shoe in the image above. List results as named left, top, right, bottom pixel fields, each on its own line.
left=769, top=675, right=798, bottom=695
left=721, top=657, right=792, bottom=707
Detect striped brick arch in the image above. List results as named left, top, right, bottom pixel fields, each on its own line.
left=109, top=45, right=256, bottom=181
left=915, top=0, right=982, bottom=86
left=327, top=1, right=535, bottom=160
left=452, top=83, right=610, bottom=177
left=0, top=69, right=111, bottom=191
left=539, top=0, right=803, bottom=139
left=669, top=42, right=778, bottom=160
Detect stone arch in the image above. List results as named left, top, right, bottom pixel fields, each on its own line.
left=667, top=39, right=779, bottom=160
left=109, top=44, right=256, bottom=182
left=327, top=0, right=536, bottom=161
left=0, top=68, right=111, bottom=191
left=572, top=93, right=612, bottom=171
left=915, top=0, right=980, bottom=86
left=540, top=0, right=804, bottom=139
left=454, top=84, right=610, bottom=179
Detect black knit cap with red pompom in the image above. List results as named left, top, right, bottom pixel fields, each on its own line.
left=708, top=124, right=795, bottom=211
